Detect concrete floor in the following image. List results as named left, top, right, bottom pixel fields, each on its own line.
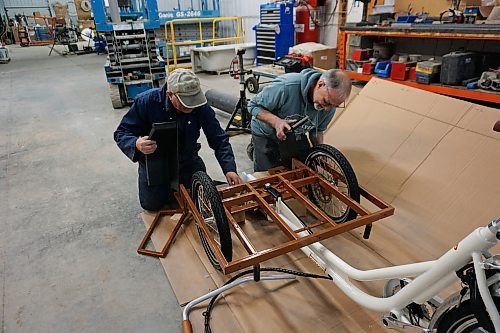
left=0, top=46, right=252, bottom=332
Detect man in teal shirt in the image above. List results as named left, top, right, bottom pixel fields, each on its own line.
left=248, top=68, right=352, bottom=171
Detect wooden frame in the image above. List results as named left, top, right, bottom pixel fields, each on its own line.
left=138, top=159, right=394, bottom=275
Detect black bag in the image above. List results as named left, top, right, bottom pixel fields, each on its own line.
left=440, top=51, right=478, bottom=85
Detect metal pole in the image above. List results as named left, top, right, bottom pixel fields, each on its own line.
left=108, top=0, right=120, bottom=23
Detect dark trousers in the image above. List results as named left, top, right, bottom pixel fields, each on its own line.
left=138, top=156, right=206, bottom=211
left=252, top=134, right=311, bottom=172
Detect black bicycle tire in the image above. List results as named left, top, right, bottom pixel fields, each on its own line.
left=305, top=144, right=360, bottom=223
left=191, top=171, right=233, bottom=270
left=246, top=140, right=254, bottom=161
left=429, top=292, right=499, bottom=332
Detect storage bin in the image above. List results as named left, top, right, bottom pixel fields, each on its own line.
left=440, top=51, right=478, bottom=85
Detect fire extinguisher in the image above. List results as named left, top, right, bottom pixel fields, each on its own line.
left=295, top=0, right=321, bottom=44
left=231, top=56, right=239, bottom=79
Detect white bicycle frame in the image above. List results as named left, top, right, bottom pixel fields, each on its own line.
left=276, top=197, right=500, bottom=332
left=181, top=195, right=500, bottom=333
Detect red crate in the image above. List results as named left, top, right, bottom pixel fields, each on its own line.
left=390, top=62, right=417, bottom=81
left=352, top=49, right=372, bottom=61
left=362, top=62, right=375, bottom=75
left=409, top=67, right=417, bottom=81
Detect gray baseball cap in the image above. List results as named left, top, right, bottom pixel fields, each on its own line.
left=167, top=69, right=207, bottom=108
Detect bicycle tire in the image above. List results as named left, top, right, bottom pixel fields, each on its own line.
left=191, top=171, right=232, bottom=270
left=246, top=139, right=254, bottom=161
left=429, top=292, right=499, bottom=333
left=305, top=144, right=360, bottom=223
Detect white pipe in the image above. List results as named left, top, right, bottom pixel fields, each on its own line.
left=277, top=201, right=434, bottom=280
left=182, top=274, right=296, bottom=320
left=472, top=252, right=500, bottom=332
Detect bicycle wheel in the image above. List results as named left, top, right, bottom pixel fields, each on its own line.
left=191, top=171, right=232, bottom=270
left=429, top=292, right=500, bottom=333
left=246, top=139, right=254, bottom=161
left=305, top=144, right=360, bottom=223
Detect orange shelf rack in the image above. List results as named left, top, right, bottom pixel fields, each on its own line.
left=338, top=26, right=500, bottom=104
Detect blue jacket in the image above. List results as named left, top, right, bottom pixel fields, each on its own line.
left=114, top=85, right=237, bottom=175
left=248, top=68, right=336, bottom=140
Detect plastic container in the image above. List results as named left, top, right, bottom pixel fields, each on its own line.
left=396, top=15, right=417, bottom=23
left=416, top=61, right=441, bottom=75
left=374, top=61, right=392, bottom=78
left=440, top=51, right=478, bottom=85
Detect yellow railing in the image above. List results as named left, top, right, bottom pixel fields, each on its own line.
left=164, top=16, right=245, bottom=73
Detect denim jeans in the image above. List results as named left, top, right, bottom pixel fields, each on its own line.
left=252, top=134, right=311, bottom=172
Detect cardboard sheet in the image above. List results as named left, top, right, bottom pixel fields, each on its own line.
left=141, top=78, right=500, bottom=332
left=324, top=78, right=500, bottom=264
left=142, top=211, right=391, bottom=333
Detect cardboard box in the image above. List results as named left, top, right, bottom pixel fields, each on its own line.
left=325, top=78, right=500, bottom=265
left=74, top=0, right=92, bottom=20
left=77, top=19, right=95, bottom=32
left=291, top=42, right=337, bottom=70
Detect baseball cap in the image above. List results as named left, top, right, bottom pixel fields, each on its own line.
left=167, top=69, right=207, bottom=109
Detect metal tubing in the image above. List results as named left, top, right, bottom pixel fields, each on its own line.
left=473, top=251, right=500, bottom=331
left=277, top=200, right=498, bottom=312
left=182, top=274, right=296, bottom=320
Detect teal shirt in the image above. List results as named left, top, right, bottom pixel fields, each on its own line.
left=248, top=68, right=336, bottom=140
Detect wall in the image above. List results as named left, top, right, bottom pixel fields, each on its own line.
left=392, top=0, right=455, bottom=17
left=219, top=0, right=268, bottom=43
left=321, top=0, right=364, bottom=48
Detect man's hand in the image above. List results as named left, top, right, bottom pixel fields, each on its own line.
left=273, top=118, right=295, bottom=141
left=255, top=110, right=295, bottom=141
left=135, top=136, right=157, bottom=155
left=225, top=171, right=242, bottom=186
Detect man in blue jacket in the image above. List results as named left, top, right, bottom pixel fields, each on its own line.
left=114, top=69, right=242, bottom=211
left=248, top=68, right=352, bottom=172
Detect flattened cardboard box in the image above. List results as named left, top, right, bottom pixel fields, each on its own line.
left=142, top=78, right=500, bottom=332
left=325, top=78, right=500, bottom=263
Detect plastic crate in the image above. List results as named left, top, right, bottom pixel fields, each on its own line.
left=396, top=15, right=417, bottom=23
left=374, top=61, right=391, bottom=78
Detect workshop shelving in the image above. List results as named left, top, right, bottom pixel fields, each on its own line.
left=338, top=25, right=500, bottom=104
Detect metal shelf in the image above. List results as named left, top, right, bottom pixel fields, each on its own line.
left=345, top=71, right=500, bottom=104
left=338, top=27, right=500, bottom=104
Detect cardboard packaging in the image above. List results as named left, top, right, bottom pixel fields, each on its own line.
left=325, top=77, right=500, bottom=267
left=52, top=2, right=71, bottom=26
left=77, top=19, right=95, bottom=32
left=291, top=42, right=337, bottom=70
left=74, top=0, right=92, bottom=20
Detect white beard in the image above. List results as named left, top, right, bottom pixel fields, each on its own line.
left=314, top=103, right=323, bottom=111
